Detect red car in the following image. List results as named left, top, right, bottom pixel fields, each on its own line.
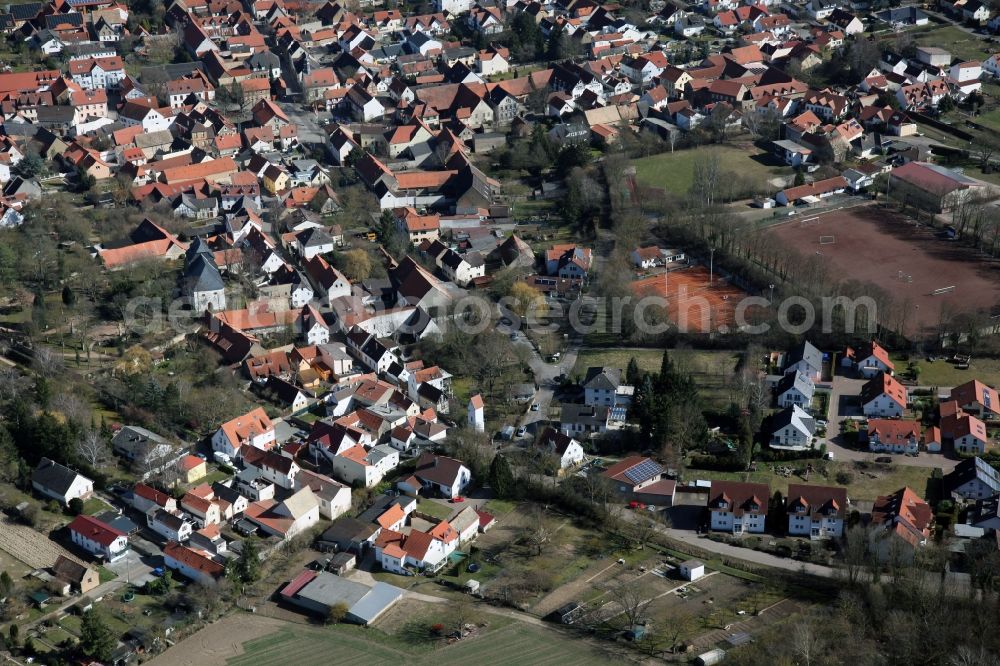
left=450, top=496, right=465, bottom=503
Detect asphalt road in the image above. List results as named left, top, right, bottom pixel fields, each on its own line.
left=276, top=100, right=328, bottom=145
left=513, top=324, right=581, bottom=436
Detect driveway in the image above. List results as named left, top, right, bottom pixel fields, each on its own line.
left=824, top=373, right=959, bottom=470
left=106, top=547, right=157, bottom=587
left=620, top=505, right=838, bottom=578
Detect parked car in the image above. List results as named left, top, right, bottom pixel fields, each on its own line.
left=516, top=425, right=527, bottom=437
left=530, top=403, right=539, bottom=411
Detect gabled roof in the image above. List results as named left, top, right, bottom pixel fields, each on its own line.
left=871, top=486, right=932, bottom=546
left=602, top=456, right=662, bottom=486
left=860, top=372, right=907, bottom=408
left=950, top=379, right=1000, bottom=413
left=32, top=458, right=90, bottom=496
left=708, top=481, right=770, bottom=516
left=67, top=515, right=124, bottom=547
left=163, top=541, right=225, bottom=578
left=945, top=456, right=1000, bottom=495
left=786, top=340, right=822, bottom=371
left=412, top=452, right=467, bottom=487
left=786, top=483, right=847, bottom=520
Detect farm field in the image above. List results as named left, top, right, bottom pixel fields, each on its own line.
left=215, top=615, right=611, bottom=666
left=691, top=460, right=935, bottom=503
left=768, top=205, right=1000, bottom=336
left=632, top=145, right=791, bottom=195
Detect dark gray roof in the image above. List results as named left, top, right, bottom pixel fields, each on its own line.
left=945, top=457, right=1000, bottom=495
left=32, top=458, right=88, bottom=495
left=320, top=517, right=379, bottom=545
left=10, top=2, right=42, bottom=21
left=583, top=366, right=621, bottom=391
left=298, top=226, right=335, bottom=248
left=45, top=12, right=82, bottom=28
left=185, top=255, right=225, bottom=292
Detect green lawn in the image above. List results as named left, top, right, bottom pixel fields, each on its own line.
left=482, top=498, right=517, bottom=516
left=227, top=619, right=610, bottom=665
left=98, top=566, right=117, bottom=584
left=83, top=497, right=114, bottom=516
left=571, top=348, right=664, bottom=380
left=895, top=355, right=1000, bottom=389
left=976, top=108, right=1000, bottom=133
left=691, top=460, right=935, bottom=503
left=572, top=347, right=740, bottom=412
left=913, top=25, right=992, bottom=63
left=416, top=500, right=453, bottom=521
left=59, top=614, right=83, bottom=636
left=632, top=145, right=790, bottom=196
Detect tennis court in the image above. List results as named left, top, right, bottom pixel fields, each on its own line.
left=632, top=266, right=749, bottom=333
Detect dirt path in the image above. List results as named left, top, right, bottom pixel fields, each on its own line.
left=146, top=614, right=292, bottom=666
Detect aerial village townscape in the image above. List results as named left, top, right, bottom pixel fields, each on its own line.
left=4, top=0, right=1000, bottom=661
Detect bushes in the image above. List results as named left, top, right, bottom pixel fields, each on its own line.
left=835, top=471, right=854, bottom=485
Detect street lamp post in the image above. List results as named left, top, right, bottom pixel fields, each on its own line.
left=769, top=284, right=775, bottom=304
left=709, top=247, right=715, bottom=285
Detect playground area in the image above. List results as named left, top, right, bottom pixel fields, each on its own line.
left=632, top=266, right=749, bottom=333
left=768, top=206, right=1000, bottom=335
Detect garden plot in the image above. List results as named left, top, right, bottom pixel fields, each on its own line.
left=0, top=517, right=81, bottom=569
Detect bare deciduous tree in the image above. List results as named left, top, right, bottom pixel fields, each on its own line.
left=610, top=579, right=653, bottom=630
left=76, top=430, right=110, bottom=468
left=792, top=623, right=822, bottom=666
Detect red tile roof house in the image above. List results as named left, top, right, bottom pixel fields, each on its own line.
left=211, top=407, right=276, bottom=457
left=864, top=419, right=921, bottom=454
left=374, top=527, right=451, bottom=574
left=180, top=490, right=222, bottom=527
left=131, top=482, right=178, bottom=514
left=861, top=372, right=908, bottom=418
left=244, top=486, right=321, bottom=539
left=68, top=515, right=129, bottom=562
left=849, top=340, right=894, bottom=378
left=870, top=487, right=932, bottom=562
left=786, top=483, right=848, bottom=539
left=950, top=379, right=1000, bottom=420
left=602, top=456, right=664, bottom=491
left=163, top=541, right=225, bottom=586
left=939, top=401, right=991, bottom=455
left=774, top=176, right=847, bottom=206
left=708, top=481, right=769, bottom=534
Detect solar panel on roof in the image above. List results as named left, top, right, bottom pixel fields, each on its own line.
left=624, top=459, right=662, bottom=484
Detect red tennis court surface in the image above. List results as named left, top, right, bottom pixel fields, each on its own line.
left=632, top=265, right=749, bottom=333
left=767, top=205, right=1000, bottom=336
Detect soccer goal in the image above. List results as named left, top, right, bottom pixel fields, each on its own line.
left=931, top=286, right=956, bottom=296
left=819, top=235, right=836, bottom=245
